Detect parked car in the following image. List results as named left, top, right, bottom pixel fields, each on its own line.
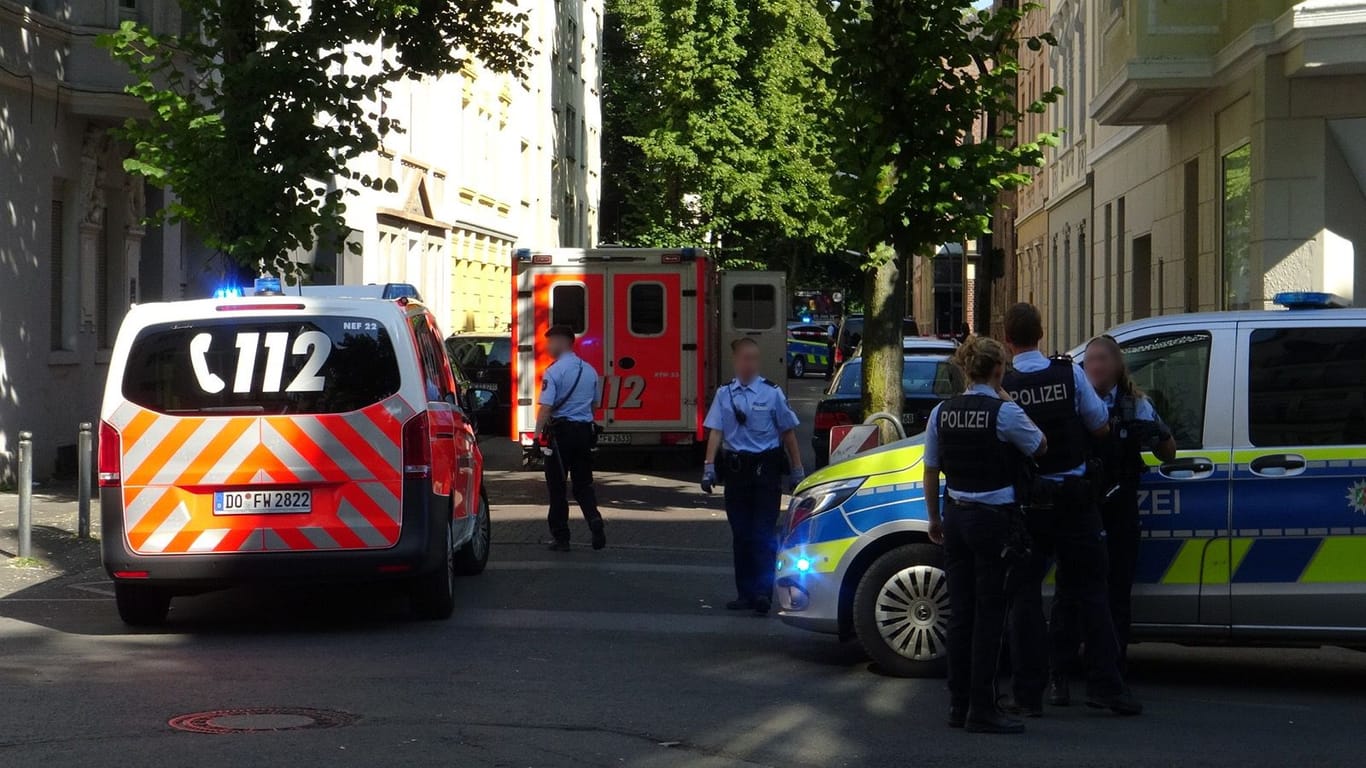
left=446, top=333, right=513, bottom=436
left=834, top=315, right=921, bottom=366
left=811, top=354, right=962, bottom=467
left=777, top=291, right=1366, bottom=678
left=99, top=291, right=493, bottom=625
left=787, top=323, right=836, bottom=378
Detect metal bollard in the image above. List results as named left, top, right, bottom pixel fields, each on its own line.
left=17, top=431, right=33, bottom=559
left=78, top=422, right=92, bottom=539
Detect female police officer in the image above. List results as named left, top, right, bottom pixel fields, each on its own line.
left=701, top=338, right=805, bottom=615
left=1049, top=335, right=1176, bottom=688
left=923, top=337, right=1047, bottom=734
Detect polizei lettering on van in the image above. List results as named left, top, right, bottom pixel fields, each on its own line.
left=1008, top=383, right=1068, bottom=407
left=938, top=408, right=993, bottom=430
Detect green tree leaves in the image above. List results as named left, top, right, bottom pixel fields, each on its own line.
left=100, top=0, right=527, bottom=276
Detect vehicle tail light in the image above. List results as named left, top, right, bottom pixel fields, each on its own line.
left=98, top=421, right=121, bottom=487
left=813, top=411, right=853, bottom=430
left=113, top=570, right=149, bottom=580
left=661, top=432, right=695, bottom=446
left=403, top=415, right=431, bottom=478
left=835, top=348, right=844, bottom=365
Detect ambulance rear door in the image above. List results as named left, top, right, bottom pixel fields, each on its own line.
left=719, top=271, right=788, bottom=388
left=602, top=259, right=694, bottom=435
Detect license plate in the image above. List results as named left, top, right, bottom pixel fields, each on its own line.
left=471, top=383, right=498, bottom=391
left=214, top=490, right=312, bottom=515
left=597, top=433, right=633, bottom=445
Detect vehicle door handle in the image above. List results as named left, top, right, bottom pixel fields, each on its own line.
left=1249, top=453, right=1307, bottom=478
left=1158, top=457, right=1215, bottom=480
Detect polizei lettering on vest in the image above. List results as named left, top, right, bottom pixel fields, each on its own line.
left=939, top=409, right=993, bottom=430
left=1010, top=383, right=1068, bottom=407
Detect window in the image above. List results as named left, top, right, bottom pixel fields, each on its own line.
left=628, top=282, right=666, bottom=336
left=49, top=196, right=64, bottom=351
left=1132, top=235, right=1152, bottom=320
left=832, top=360, right=962, bottom=397
left=1222, top=143, right=1253, bottom=309
left=565, top=105, right=577, bottom=160
left=121, top=317, right=402, bottom=415
left=1119, top=332, right=1212, bottom=450
left=550, top=283, right=587, bottom=333
left=97, top=221, right=111, bottom=349
left=412, top=316, right=453, bottom=401
left=1248, top=327, right=1366, bottom=447
left=731, top=284, right=776, bottom=330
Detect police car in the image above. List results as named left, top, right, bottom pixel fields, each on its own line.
left=98, top=280, right=493, bottom=625
left=787, top=323, right=835, bottom=378
left=775, top=292, right=1366, bottom=677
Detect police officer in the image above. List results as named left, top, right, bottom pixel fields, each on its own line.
left=1049, top=335, right=1176, bottom=686
left=701, top=338, right=805, bottom=615
left=1000, top=303, right=1141, bottom=716
left=537, top=325, right=606, bottom=552
left=924, top=337, right=1046, bottom=734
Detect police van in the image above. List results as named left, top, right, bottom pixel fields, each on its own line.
left=775, top=293, right=1366, bottom=677
left=98, top=284, right=491, bottom=625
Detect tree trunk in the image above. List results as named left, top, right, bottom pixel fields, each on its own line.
left=860, top=245, right=906, bottom=443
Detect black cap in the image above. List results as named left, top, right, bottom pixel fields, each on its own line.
left=545, top=325, right=575, bottom=341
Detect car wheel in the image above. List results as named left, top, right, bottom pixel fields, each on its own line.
left=852, top=544, right=950, bottom=678
left=114, top=583, right=171, bottom=627
left=454, top=494, right=491, bottom=576
left=790, top=356, right=806, bottom=378
left=412, top=516, right=457, bottom=620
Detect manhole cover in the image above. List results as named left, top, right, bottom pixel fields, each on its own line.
left=168, top=707, right=358, bottom=734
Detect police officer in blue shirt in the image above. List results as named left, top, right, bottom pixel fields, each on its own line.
left=924, top=337, right=1047, bottom=734
left=1048, top=335, right=1177, bottom=687
left=701, top=338, right=805, bottom=615
left=1001, top=303, right=1141, bottom=717
left=537, top=325, right=606, bottom=552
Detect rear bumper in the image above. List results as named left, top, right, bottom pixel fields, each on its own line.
left=100, top=479, right=448, bottom=590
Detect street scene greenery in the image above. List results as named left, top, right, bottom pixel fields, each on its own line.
left=100, top=0, right=526, bottom=278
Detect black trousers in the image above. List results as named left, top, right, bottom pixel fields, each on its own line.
left=1046, top=481, right=1126, bottom=698
left=545, top=421, right=603, bottom=543
left=722, top=451, right=783, bottom=601
left=1006, top=550, right=1050, bottom=706
left=1054, top=491, right=1141, bottom=670
left=943, top=499, right=1012, bottom=713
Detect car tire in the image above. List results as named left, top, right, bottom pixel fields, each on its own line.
left=790, top=356, right=806, bottom=378
left=852, top=544, right=951, bottom=678
left=412, top=516, right=457, bottom=621
left=115, top=583, right=171, bottom=627
left=453, top=494, right=491, bottom=576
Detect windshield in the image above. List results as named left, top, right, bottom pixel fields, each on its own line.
left=447, top=337, right=512, bottom=368
left=832, top=360, right=961, bottom=397
left=121, top=316, right=402, bottom=415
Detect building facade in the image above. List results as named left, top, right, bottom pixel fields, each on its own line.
left=0, top=0, right=602, bottom=482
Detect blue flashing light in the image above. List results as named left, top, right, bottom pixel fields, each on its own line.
left=253, top=276, right=283, bottom=295
left=514, top=248, right=533, bottom=262
left=212, top=285, right=244, bottom=299
left=679, top=247, right=700, bottom=262
left=795, top=557, right=812, bottom=573
left=1273, top=291, right=1348, bottom=310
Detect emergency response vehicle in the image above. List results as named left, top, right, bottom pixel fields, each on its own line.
left=98, top=286, right=492, bottom=625
left=775, top=293, right=1366, bottom=677
left=510, top=248, right=787, bottom=459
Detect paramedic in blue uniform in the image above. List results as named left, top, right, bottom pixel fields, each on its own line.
left=923, top=337, right=1047, bottom=735
left=1001, top=303, right=1141, bottom=716
left=537, top=325, right=606, bottom=552
left=1048, top=335, right=1176, bottom=686
left=701, top=337, right=805, bottom=615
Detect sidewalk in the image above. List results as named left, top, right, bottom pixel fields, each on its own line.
left=0, top=487, right=103, bottom=597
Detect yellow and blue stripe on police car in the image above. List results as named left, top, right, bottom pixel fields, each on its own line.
left=787, top=336, right=831, bottom=369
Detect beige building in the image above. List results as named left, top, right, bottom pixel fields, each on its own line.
left=1015, top=2, right=1055, bottom=346
left=1089, top=0, right=1363, bottom=326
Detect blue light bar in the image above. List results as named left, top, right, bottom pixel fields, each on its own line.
left=212, top=285, right=244, bottom=299
left=514, top=248, right=533, bottom=262
left=1273, top=291, right=1348, bottom=310
left=253, top=276, right=282, bottom=295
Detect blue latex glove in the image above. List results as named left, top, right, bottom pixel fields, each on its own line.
left=701, top=464, right=717, bottom=494
left=786, top=467, right=806, bottom=493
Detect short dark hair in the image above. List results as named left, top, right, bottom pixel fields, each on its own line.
left=730, top=337, right=759, bottom=353
left=1003, top=303, right=1043, bottom=347
left=545, top=324, right=575, bottom=342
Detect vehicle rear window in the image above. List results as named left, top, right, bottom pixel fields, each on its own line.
left=832, top=360, right=960, bottom=397
left=732, top=284, right=777, bottom=330
left=629, top=282, right=666, bottom=336
left=447, top=337, right=512, bottom=368
left=121, top=316, right=402, bottom=415
left=551, top=283, right=587, bottom=333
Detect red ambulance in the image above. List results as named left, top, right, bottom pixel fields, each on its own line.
left=510, top=247, right=787, bottom=460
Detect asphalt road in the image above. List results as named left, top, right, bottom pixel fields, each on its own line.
left=3, top=376, right=1366, bottom=766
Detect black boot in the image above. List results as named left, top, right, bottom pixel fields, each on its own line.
left=1086, top=689, right=1143, bottom=716
left=948, top=704, right=968, bottom=729
left=1047, top=673, right=1071, bottom=706
left=964, top=708, right=1025, bottom=734
left=591, top=526, right=607, bottom=550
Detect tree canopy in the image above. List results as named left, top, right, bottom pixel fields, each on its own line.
left=600, top=0, right=842, bottom=276
left=822, top=1, right=1060, bottom=424
left=101, top=0, right=527, bottom=277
